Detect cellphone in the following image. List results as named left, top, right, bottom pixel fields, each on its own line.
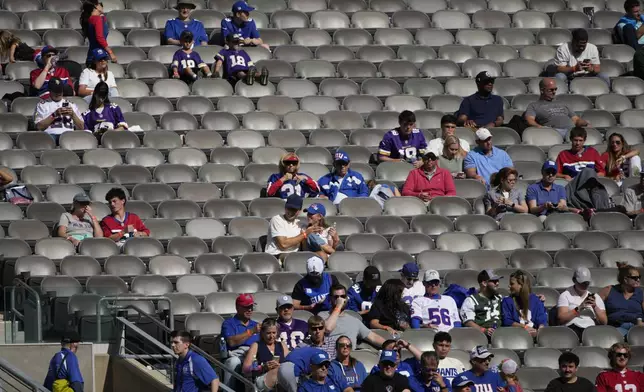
left=62, top=101, right=69, bottom=107
left=272, top=355, right=280, bottom=362
left=583, top=59, right=591, bottom=64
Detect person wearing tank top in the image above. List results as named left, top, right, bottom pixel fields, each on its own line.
left=599, top=265, right=644, bottom=336
left=242, top=318, right=290, bottom=391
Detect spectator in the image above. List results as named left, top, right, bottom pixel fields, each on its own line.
left=264, top=195, right=320, bottom=260
left=460, top=270, right=503, bottom=338
left=551, top=29, right=609, bottom=86
left=556, top=127, right=606, bottom=180
left=438, top=135, right=467, bottom=179
left=621, top=171, right=644, bottom=215
left=100, top=187, right=150, bottom=246
left=347, top=266, right=382, bottom=315
left=524, top=78, right=589, bottom=138
left=279, top=347, right=328, bottom=392
left=31, top=47, right=74, bottom=99
left=456, top=71, right=504, bottom=129
left=498, top=359, right=523, bottom=392
left=368, top=180, right=401, bottom=208
left=215, top=34, right=269, bottom=86
left=453, top=347, right=505, bottom=392
left=557, top=267, right=608, bottom=340
left=361, top=350, right=412, bottom=392
left=267, top=153, right=320, bottom=199
left=78, top=49, right=119, bottom=103
left=0, top=168, right=14, bottom=188
left=599, top=264, right=644, bottom=336
left=411, top=270, right=461, bottom=332
left=221, top=1, right=269, bottom=50
left=80, top=0, right=115, bottom=64
left=328, top=336, right=368, bottom=391
left=365, top=279, right=411, bottom=333
left=526, top=161, right=570, bottom=222
left=302, top=205, right=334, bottom=258
left=566, top=167, right=625, bottom=218
left=596, top=343, right=643, bottom=392
left=602, top=133, right=641, bottom=182
left=427, top=115, right=471, bottom=157
left=401, top=152, right=457, bottom=203
left=221, top=294, right=261, bottom=390
left=484, top=167, right=528, bottom=220
left=615, top=0, right=644, bottom=49
left=370, top=339, right=423, bottom=377
left=544, top=352, right=594, bottom=392
left=57, top=193, right=102, bottom=248
left=0, top=30, right=35, bottom=63
left=171, top=31, right=213, bottom=83
left=82, top=82, right=128, bottom=137
left=298, top=351, right=353, bottom=392
left=433, top=332, right=466, bottom=392
left=298, top=316, right=336, bottom=359
left=451, top=376, right=476, bottom=392
left=320, top=284, right=386, bottom=357
left=164, top=0, right=208, bottom=47
left=400, top=263, right=425, bottom=305
left=171, top=330, right=219, bottom=392
left=408, top=352, right=450, bottom=392
left=34, top=77, right=84, bottom=143
left=242, top=318, right=289, bottom=392
left=292, top=256, right=340, bottom=313
left=318, top=151, right=369, bottom=204
left=464, top=128, right=514, bottom=185
left=43, top=332, right=84, bottom=392
left=501, top=270, right=548, bottom=337
left=378, top=110, right=427, bottom=167
left=276, top=295, right=309, bottom=350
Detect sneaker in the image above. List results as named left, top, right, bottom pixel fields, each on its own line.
left=260, top=67, right=269, bottom=86
left=246, top=68, right=256, bottom=85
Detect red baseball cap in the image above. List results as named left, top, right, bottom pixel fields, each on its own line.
left=236, top=293, right=255, bottom=307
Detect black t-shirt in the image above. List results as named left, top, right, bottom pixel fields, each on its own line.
left=362, top=372, right=409, bottom=392
left=545, top=377, right=596, bottom=392
left=364, top=299, right=410, bottom=330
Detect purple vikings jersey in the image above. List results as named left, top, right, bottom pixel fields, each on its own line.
left=378, top=128, right=428, bottom=162
left=277, top=318, right=308, bottom=351
left=216, top=48, right=254, bottom=79
left=82, top=103, right=127, bottom=133
left=172, top=50, right=206, bottom=74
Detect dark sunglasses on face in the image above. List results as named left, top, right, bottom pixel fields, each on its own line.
left=284, top=161, right=298, bottom=166
left=610, top=140, right=622, bottom=145
left=333, top=294, right=348, bottom=299
left=615, top=352, right=630, bottom=358
left=629, top=275, right=641, bottom=281
left=310, top=325, right=324, bottom=331
left=544, top=170, right=557, bottom=176
left=337, top=343, right=351, bottom=349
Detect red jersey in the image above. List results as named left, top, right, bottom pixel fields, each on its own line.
left=595, top=369, right=644, bottom=392
left=555, top=146, right=605, bottom=178
left=29, top=67, right=72, bottom=99
left=100, top=212, right=150, bottom=238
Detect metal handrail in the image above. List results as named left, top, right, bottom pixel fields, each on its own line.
left=96, top=296, right=174, bottom=343
left=0, top=357, right=49, bottom=391
left=9, top=279, right=43, bottom=343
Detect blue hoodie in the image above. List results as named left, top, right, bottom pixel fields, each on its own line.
left=328, top=359, right=368, bottom=391
left=616, top=14, right=644, bottom=44
left=317, top=169, right=369, bottom=202
left=501, top=293, right=548, bottom=328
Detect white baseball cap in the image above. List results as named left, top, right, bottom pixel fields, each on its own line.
left=306, top=256, right=324, bottom=275
left=423, top=270, right=440, bottom=283
left=476, top=128, right=492, bottom=141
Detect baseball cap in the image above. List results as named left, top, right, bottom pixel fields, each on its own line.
left=423, top=270, right=440, bottom=283
left=307, top=256, right=325, bottom=275
left=573, top=267, right=592, bottom=284
left=73, top=193, right=91, bottom=204
left=285, top=194, right=303, bottom=210
left=175, top=1, right=197, bottom=9
left=500, top=359, right=518, bottom=375
left=61, top=331, right=81, bottom=344
left=180, top=30, right=194, bottom=42
left=452, top=375, right=475, bottom=388
left=477, top=269, right=502, bottom=283
left=423, top=152, right=438, bottom=161
left=475, top=128, right=492, bottom=141
left=48, top=77, right=64, bottom=94
left=311, top=351, right=331, bottom=366
left=276, top=294, right=293, bottom=308
left=542, top=160, right=558, bottom=172
left=334, top=151, right=350, bottom=163
left=305, top=203, right=326, bottom=217
left=470, top=345, right=494, bottom=360
left=232, top=0, right=255, bottom=13
left=400, top=263, right=419, bottom=278
left=379, top=350, right=398, bottom=364
left=90, top=48, right=109, bottom=62
left=282, top=152, right=299, bottom=163
left=236, top=293, right=255, bottom=307
left=41, top=45, right=58, bottom=57
left=475, top=71, right=495, bottom=84
left=362, top=266, right=381, bottom=286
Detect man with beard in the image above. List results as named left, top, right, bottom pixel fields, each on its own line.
left=400, top=263, right=425, bottom=305
left=408, top=351, right=449, bottom=392
left=298, top=351, right=354, bottom=392
left=277, top=295, right=309, bottom=350
left=347, top=266, right=382, bottom=314
left=545, top=352, right=594, bottom=392
left=362, top=350, right=412, bottom=392
left=265, top=194, right=322, bottom=260
left=595, top=343, right=644, bottom=392
left=453, top=346, right=504, bottom=392
left=378, top=110, right=427, bottom=167
left=318, top=151, right=369, bottom=204
left=456, top=71, right=504, bottom=129
left=292, top=256, right=340, bottom=313
left=460, top=270, right=503, bottom=339
left=434, top=333, right=465, bottom=392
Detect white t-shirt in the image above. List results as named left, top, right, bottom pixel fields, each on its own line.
left=402, top=280, right=425, bottom=305
left=438, top=357, right=467, bottom=385
left=411, top=295, right=460, bottom=332
left=427, top=137, right=471, bottom=157
left=34, top=99, right=85, bottom=135
left=557, top=286, right=606, bottom=328
left=78, top=69, right=118, bottom=91
left=554, top=42, right=601, bottom=67
left=265, top=214, right=304, bottom=255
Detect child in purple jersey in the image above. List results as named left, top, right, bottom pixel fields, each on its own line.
left=171, top=30, right=212, bottom=83
left=215, top=34, right=268, bottom=86
left=82, top=81, right=128, bottom=138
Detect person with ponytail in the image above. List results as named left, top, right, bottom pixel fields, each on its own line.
left=80, top=0, right=116, bottom=65
left=501, top=270, right=547, bottom=337
left=82, top=81, right=127, bottom=137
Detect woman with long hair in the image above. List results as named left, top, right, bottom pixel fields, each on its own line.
left=0, top=30, right=35, bottom=63
left=82, top=82, right=128, bottom=136
left=80, top=0, right=116, bottom=64
left=602, top=132, right=641, bottom=183
left=242, top=318, right=289, bottom=391
left=365, top=279, right=411, bottom=334
left=599, top=263, right=644, bottom=336
left=266, top=152, right=319, bottom=199
left=78, top=48, right=119, bottom=102
left=484, top=167, right=528, bottom=219
left=328, top=336, right=368, bottom=391
left=303, top=203, right=339, bottom=263
left=501, top=271, right=547, bottom=337
left=438, top=135, right=466, bottom=178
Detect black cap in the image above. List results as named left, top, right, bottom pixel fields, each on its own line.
left=363, top=266, right=381, bottom=287
left=423, top=152, right=438, bottom=161
left=180, top=30, right=194, bottom=42
left=49, top=77, right=64, bottom=94
left=475, top=71, right=495, bottom=84
left=61, top=331, right=81, bottom=344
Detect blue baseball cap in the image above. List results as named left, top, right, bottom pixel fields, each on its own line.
left=285, top=194, right=304, bottom=210
left=400, top=262, right=419, bottom=278
left=542, top=160, right=557, bottom=172
left=90, top=48, right=109, bottom=62
left=310, top=351, right=331, bottom=366
left=379, top=350, right=398, bottom=364
left=334, top=151, right=350, bottom=163
left=232, top=0, right=254, bottom=13
left=40, top=45, right=58, bottom=56
left=305, top=203, right=326, bottom=217
left=452, top=375, right=475, bottom=388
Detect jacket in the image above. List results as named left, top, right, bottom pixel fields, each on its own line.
left=401, top=167, right=457, bottom=198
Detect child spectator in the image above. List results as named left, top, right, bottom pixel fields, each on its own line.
left=498, top=359, right=523, bottom=392
left=171, top=30, right=212, bottom=83
left=215, top=34, right=268, bottom=86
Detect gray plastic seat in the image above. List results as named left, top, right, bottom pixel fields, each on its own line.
left=582, top=325, right=624, bottom=349
left=221, top=272, right=264, bottom=293
left=431, top=10, right=471, bottom=30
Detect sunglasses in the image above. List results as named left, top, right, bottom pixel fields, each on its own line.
left=404, top=276, right=419, bottom=281
left=610, top=140, right=622, bottom=145
left=333, top=294, right=348, bottom=299
left=425, top=280, right=441, bottom=286
left=310, top=325, right=324, bottom=331
left=544, top=170, right=557, bottom=176
left=629, top=275, right=641, bottom=281
left=337, top=343, right=351, bottom=349
left=316, top=362, right=330, bottom=369
left=615, top=352, right=630, bottom=358
left=283, top=161, right=298, bottom=166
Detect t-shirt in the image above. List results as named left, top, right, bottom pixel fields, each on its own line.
left=463, top=147, right=514, bottom=185
left=456, top=93, right=505, bottom=127
left=378, top=129, right=428, bottom=162
left=221, top=315, right=260, bottom=350
left=172, top=49, right=206, bottom=74
left=600, top=152, right=636, bottom=178
left=30, top=67, right=72, bottom=99
left=438, top=155, right=465, bottom=175
left=82, top=103, right=127, bottom=134
left=427, top=138, right=471, bottom=157
left=483, top=187, right=523, bottom=220
left=403, top=281, right=425, bottom=305
left=524, top=100, right=577, bottom=131
left=164, top=18, right=208, bottom=45
left=216, top=48, right=254, bottom=79
left=174, top=350, right=218, bottom=392
left=438, top=357, right=466, bottom=392
left=265, top=214, right=304, bottom=255
left=454, top=370, right=505, bottom=392
left=318, top=311, right=372, bottom=356
left=365, top=299, right=410, bottom=330
left=292, top=274, right=339, bottom=313
left=557, top=287, right=606, bottom=329
left=595, top=369, right=644, bottom=392
left=78, top=68, right=117, bottom=90
left=59, top=212, right=94, bottom=241
left=362, top=372, right=410, bottom=392
left=545, top=377, right=595, bottom=392
left=278, top=318, right=309, bottom=350
left=298, top=377, right=348, bottom=392
left=556, top=147, right=606, bottom=178
left=100, top=212, right=150, bottom=238
left=34, top=99, right=84, bottom=135
left=460, top=292, right=503, bottom=328
left=554, top=42, right=601, bottom=68
left=411, top=294, right=461, bottom=332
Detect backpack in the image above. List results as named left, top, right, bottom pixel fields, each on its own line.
left=443, top=284, right=477, bottom=309
left=52, top=352, right=74, bottom=392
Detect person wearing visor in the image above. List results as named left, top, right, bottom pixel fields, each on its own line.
left=171, top=30, right=212, bottom=83
left=451, top=375, right=476, bottom=392
left=34, top=76, right=84, bottom=142
left=526, top=161, right=570, bottom=222
left=276, top=295, right=309, bottom=350
left=215, top=34, right=269, bottom=86
left=78, top=48, right=119, bottom=102
left=31, top=45, right=74, bottom=99
left=318, top=151, right=369, bottom=204
left=298, top=351, right=353, bottom=392
left=303, top=203, right=339, bottom=262
left=557, top=267, right=607, bottom=340
left=454, top=346, right=504, bottom=392
left=57, top=193, right=103, bottom=249
left=362, top=350, right=411, bottom=392
left=464, top=128, right=514, bottom=185
left=408, top=352, right=450, bottom=392
left=44, top=332, right=84, bottom=392
left=400, top=263, right=425, bottom=305
left=292, top=256, right=339, bottom=313
left=457, top=71, right=504, bottom=129
left=545, top=352, right=594, bottom=392
left=267, top=152, right=320, bottom=199
left=401, top=151, right=456, bottom=203
left=165, top=0, right=208, bottom=46
left=265, top=195, right=322, bottom=260
left=378, top=110, right=428, bottom=167
left=221, top=1, right=269, bottom=50
left=82, top=81, right=128, bottom=136
left=347, top=266, right=382, bottom=314
left=411, top=270, right=461, bottom=332
left=460, top=270, right=503, bottom=338
left=595, top=343, right=642, bottom=392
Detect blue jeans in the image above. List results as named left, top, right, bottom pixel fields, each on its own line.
left=555, top=71, right=611, bottom=88
left=616, top=322, right=635, bottom=337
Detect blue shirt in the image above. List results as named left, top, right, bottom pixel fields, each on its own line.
left=286, top=347, right=327, bottom=377
left=378, top=129, right=428, bottom=162
left=165, top=18, right=208, bottom=45
left=453, top=370, right=505, bottom=392
left=44, top=348, right=84, bottom=390
left=525, top=181, right=567, bottom=215
left=318, top=169, right=369, bottom=203
left=174, top=350, right=218, bottom=392
left=220, top=17, right=260, bottom=44
left=463, top=146, right=514, bottom=185
left=221, top=315, right=260, bottom=350
left=500, top=293, right=548, bottom=328
left=457, top=93, right=504, bottom=127
left=616, top=14, right=644, bottom=45
left=172, top=49, right=206, bottom=73
left=408, top=374, right=443, bottom=392
left=329, top=360, right=368, bottom=391
left=267, top=172, right=320, bottom=199
left=298, top=377, right=349, bottom=392
left=292, top=273, right=334, bottom=312
left=347, top=283, right=379, bottom=313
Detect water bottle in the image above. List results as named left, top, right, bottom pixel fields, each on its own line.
left=392, top=331, right=400, bottom=340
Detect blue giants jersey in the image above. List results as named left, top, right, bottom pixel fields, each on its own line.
left=172, top=50, right=206, bottom=73
left=454, top=370, right=505, bottom=392
left=277, top=318, right=309, bottom=350
left=378, top=128, right=427, bottom=162
left=216, top=48, right=254, bottom=79
left=164, top=18, right=208, bottom=46
left=347, top=283, right=380, bottom=312
left=82, top=103, right=127, bottom=133
left=301, top=273, right=333, bottom=311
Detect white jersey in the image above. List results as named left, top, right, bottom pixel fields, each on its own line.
left=411, top=295, right=460, bottom=332
left=438, top=357, right=467, bottom=386
left=402, top=281, right=425, bottom=305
